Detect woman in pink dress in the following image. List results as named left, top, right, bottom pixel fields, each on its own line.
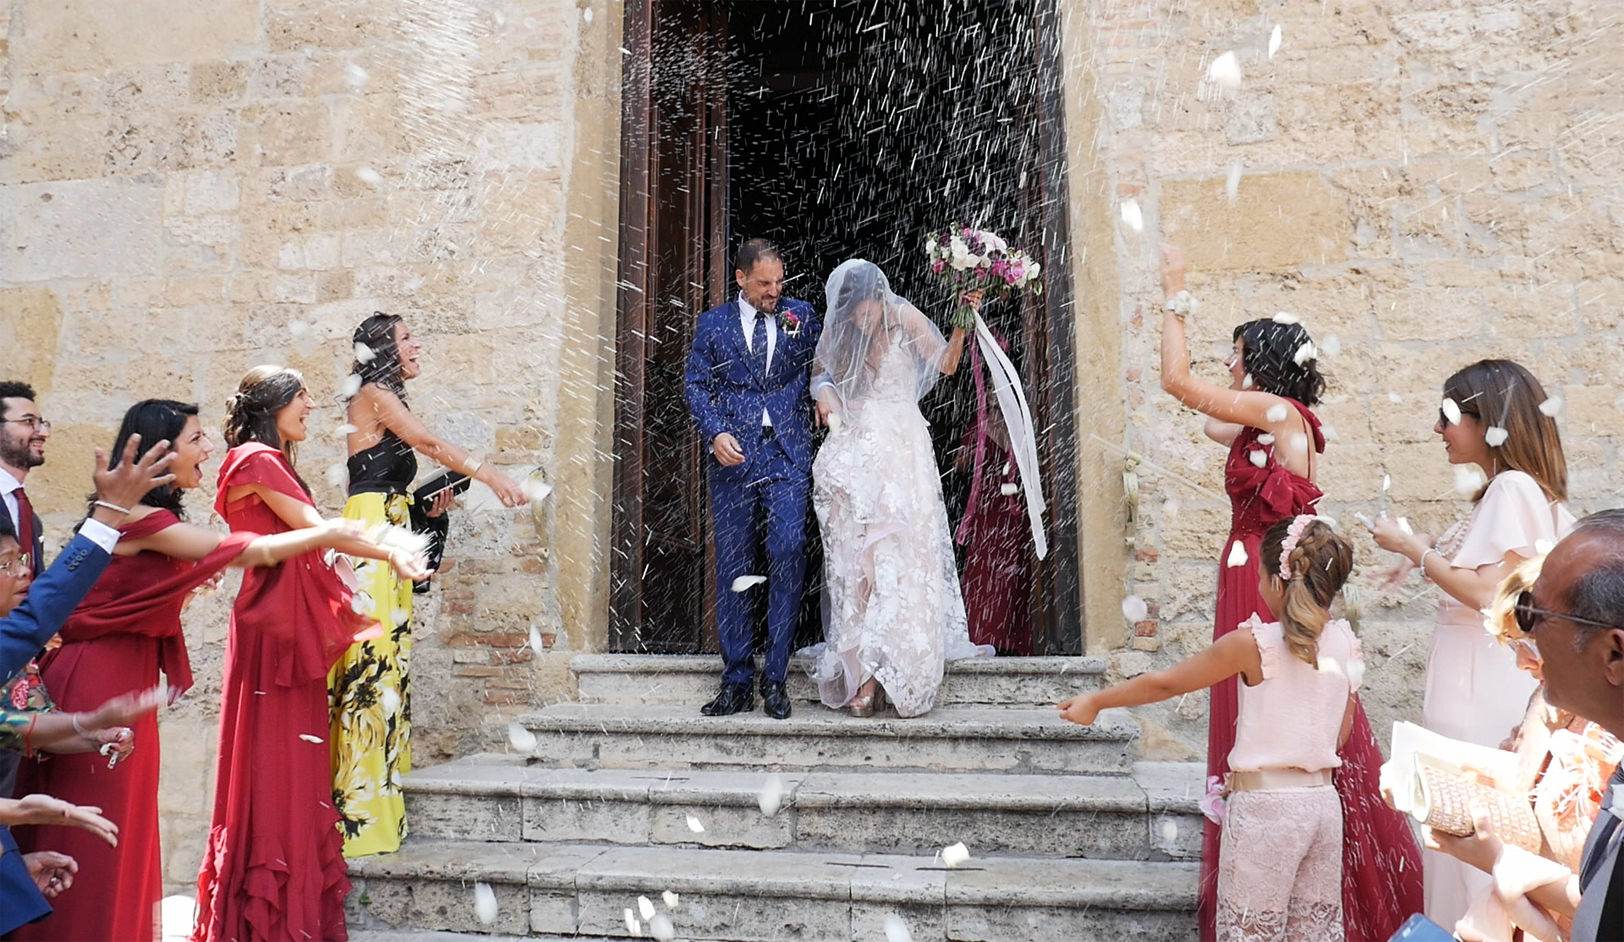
left=191, top=367, right=427, bottom=942
left=1159, top=244, right=1422, bottom=941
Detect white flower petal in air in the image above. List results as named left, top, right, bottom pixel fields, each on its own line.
left=884, top=914, right=915, bottom=942
left=1293, top=341, right=1317, bottom=366
left=1226, top=541, right=1249, bottom=568
left=1388, top=392, right=1403, bottom=404
left=1162, top=496, right=1181, bottom=518
left=1248, top=450, right=1267, bottom=468
left=290, top=320, right=310, bottom=338
left=345, top=63, right=370, bottom=89
left=1242, top=373, right=1255, bottom=389
left=999, top=482, right=1020, bottom=496
left=1272, top=312, right=1300, bottom=325
left=1321, top=425, right=1339, bottom=441
left=351, top=590, right=374, bottom=615
left=686, top=814, right=705, bottom=833
left=354, top=341, right=376, bottom=364
left=381, top=686, right=401, bottom=716
left=1317, top=655, right=1346, bottom=677
left=730, top=575, right=767, bottom=592
left=341, top=373, right=363, bottom=398
left=624, top=909, right=640, bottom=936
left=582, top=6, right=594, bottom=24
left=1441, top=398, right=1463, bottom=425
left=1121, top=595, right=1149, bottom=623
left=759, top=773, right=786, bottom=817
left=1322, top=335, right=1342, bottom=356
left=507, top=722, right=537, bottom=753
left=1265, top=404, right=1289, bottom=423
left=1382, top=473, right=1392, bottom=492
left=327, top=464, right=347, bottom=488
left=662, top=890, right=680, bottom=910
left=299, top=733, right=324, bottom=743
left=1226, top=161, right=1243, bottom=202
left=1535, top=538, right=1556, bottom=555
left=1268, top=24, right=1283, bottom=59
left=1346, top=658, right=1366, bottom=689
left=1398, top=517, right=1415, bottom=536
left=1207, top=51, right=1243, bottom=90
left=1257, top=433, right=1276, bottom=445
left=1161, top=819, right=1179, bottom=843
left=941, top=842, right=971, bottom=868
left=1119, top=198, right=1144, bottom=233
left=638, top=896, right=656, bottom=921
left=1290, top=434, right=1308, bottom=452
left=392, top=607, right=409, bottom=628
left=334, top=423, right=357, bottom=438
left=473, top=883, right=498, bottom=925
left=1454, top=465, right=1487, bottom=497
left=1485, top=426, right=1509, bottom=447
left=648, top=914, right=674, bottom=942
left=521, top=477, right=553, bottom=503
left=529, top=623, right=545, bottom=654
left=1539, top=396, right=1563, bottom=417
left=356, top=166, right=383, bottom=187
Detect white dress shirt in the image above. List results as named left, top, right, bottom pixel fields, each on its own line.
left=738, top=296, right=777, bottom=427
left=0, top=468, right=117, bottom=556
left=0, top=468, right=20, bottom=539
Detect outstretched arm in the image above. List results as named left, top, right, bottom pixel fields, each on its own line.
left=352, top=386, right=526, bottom=507
left=1058, top=628, right=1262, bottom=725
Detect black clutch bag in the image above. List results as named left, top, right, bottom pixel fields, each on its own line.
left=408, top=473, right=470, bottom=593
left=413, top=471, right=471, bottom=503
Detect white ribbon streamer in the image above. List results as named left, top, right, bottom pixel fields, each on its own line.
left=972, top=312, right=1047, bottom=559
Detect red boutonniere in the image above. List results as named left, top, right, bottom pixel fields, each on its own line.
left=778, top=308, right=802, bottom=337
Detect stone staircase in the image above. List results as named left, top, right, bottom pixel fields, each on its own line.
left=345, top=655, right=1204, bottom=941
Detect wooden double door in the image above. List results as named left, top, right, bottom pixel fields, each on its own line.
left=610, top=0, right=1082, bottom=656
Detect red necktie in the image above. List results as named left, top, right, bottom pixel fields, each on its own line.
left=14, top=487, right=35, bottom=572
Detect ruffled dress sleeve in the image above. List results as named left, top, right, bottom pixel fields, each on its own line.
left=1450, top=471, right=1566, bottom=571
left=1245, top=614, right=1283, bottom=681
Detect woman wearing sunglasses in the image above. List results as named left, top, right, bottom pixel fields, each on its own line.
left=1369, top=358, right=1575, bottom=929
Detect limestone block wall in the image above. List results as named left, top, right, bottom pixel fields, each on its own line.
left=1084, top=0, right=1623, bottom=759
left=0, top=0, right=618, bottom=891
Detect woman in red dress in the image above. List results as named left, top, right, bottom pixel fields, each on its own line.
left=191, top=369, right=427, bottom=942
left=1158, top=244, right=1422, bottom=941
left=13, top=399, right=410, bottom=942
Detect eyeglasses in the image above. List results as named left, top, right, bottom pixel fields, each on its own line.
left=0, top=554, right=30, bottom=577
left=2, top=416, right=50, bottom=433
left=1515, top=589, right=1622, bottom=636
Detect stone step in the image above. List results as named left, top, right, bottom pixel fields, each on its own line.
left=571, top=654, right=1106, bottom=707
left=516, top=703, right=1139, bottom=775
left=404, top=756, right=1205, bottom=861
left=345, top=840, right=1199, bottom=941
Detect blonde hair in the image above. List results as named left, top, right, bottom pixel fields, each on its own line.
left=1260, top=517, right=1355, bottom=665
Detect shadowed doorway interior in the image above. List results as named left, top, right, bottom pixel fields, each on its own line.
left=611, top=0, right=1081, bottom=657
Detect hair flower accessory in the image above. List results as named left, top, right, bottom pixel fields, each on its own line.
left=1278, top=514, right=1316, bottom=580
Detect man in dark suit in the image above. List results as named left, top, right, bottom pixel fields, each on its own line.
left=683, top=239, right=822, bottom=719
left=0, top=433, right=175, bottom=935
left=0, top=382, right=49, bottom=578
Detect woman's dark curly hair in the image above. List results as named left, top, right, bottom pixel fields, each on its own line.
left=351, top=312, right=407, bottom=402
left=1233, top=319, right=1326, bottom=406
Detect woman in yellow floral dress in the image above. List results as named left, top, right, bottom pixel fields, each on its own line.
left=334, top=313, right=528, bottom=857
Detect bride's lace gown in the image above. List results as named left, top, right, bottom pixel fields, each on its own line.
left=808, top=332, right=988, bottom=717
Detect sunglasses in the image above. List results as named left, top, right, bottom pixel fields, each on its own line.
left=1438, top=408, right=1478, bottom=428
left=1515, top=589, right=1621, bottom=636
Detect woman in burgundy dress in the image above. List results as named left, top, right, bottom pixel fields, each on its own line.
left=12, top=399, right=408, bottom=942
left=1158, top=244, right=1422, bottom=941
left=191, top=369, right=428, bottom=942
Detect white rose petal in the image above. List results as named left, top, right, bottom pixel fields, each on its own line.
left=1321, top=424, right=1339, bottom=441
left=473, top=883, right=498, bottom=925
left=1242, top=373, right=1255, bottom=389
left=999, top=482, right=1020, bottom=496
left=1347, top=658, right=1366, bottom=688
left=1539, top=396, right=1563, bottom=417
left=1322, top=335, right=1342, bottom=356
left=356, top=166, right=383, bottom=187
left=1382, top=472, right=1392, bottom=492
left=686, top=814, right=705, bottom=833
left=638, top=896, right=656, bottom=921
left=1454, top=465, right=1487, bottom=497
left=1119, top=198, right=1144, bottom=233
left=1161, top=818, right=1179, bottom=843
left=582, top=6, right=594, bottom=24
left=391, top=607, right=409, bottom=627
left=759, top=773, right=786, bottom=817
left=1226, top=541, right=1249, bottom=568
left=327, top=464, right=347, bottom=488
left=381, top=686, right=401, bottom=715
left=730, top=575, right=767, bottom=593
left=1293, top=341, right=1317, bottom=366
left=942, top=842, right=971, bottom=868
left=529, top=623, right=546, bottom=654
left=341, top=373, right=363, bottom=398
left=1121, top=595, right=1149, bottom=622
left=1388, top=392, right=1403, bottom=403
left=1248, top=450, right=1267, bottom=468
left=354, top=341, right=376, bottom=364
left=1257, top=433, right=1276, bottom=445
left=662, top=890, right=680, bottom=910
left=625, top=909, right=640, bottom=936
left=507, top=722, right=537, bottom=753
left=1268, top=24, right=1283, bottom=59
left=290, top=319, right=310, bottom=338
left=1535, top=538, right=1556, bottom=555
left=1272, top=312, right=1300, bottom=325
left=334, top=423, right=357, bottom=437
left=1207, top=50, right=1243, bottom=90
left=1317, top=655, right=1346, bottom=677
left=299, top=734, right=324, bottom=743
left=1162, top=497, right=1181, bottom=518
left=1398, top=517, right=1415, bottom=536
left=1265, top=404, right=1289, bottom=423
left=1226, top=161, right=1243, bottom=202
left=884, top=914, right=915, bottom=942
left=1441, top=398, right=1463, bottom=425
left=1485, top=426, right=1509, bottom=447
left=351, top=590, right=374, bottom=615
left=1290, top=434, right=1308, bottom=452
left=648, top=914, right=675, bottom=942
left=345, top=63, right=370, bottom=89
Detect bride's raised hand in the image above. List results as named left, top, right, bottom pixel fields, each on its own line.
left=959, top=289, right=985, bottom=312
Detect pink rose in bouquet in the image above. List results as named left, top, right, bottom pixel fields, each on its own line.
left=924, top=224, right=1044, bottom=329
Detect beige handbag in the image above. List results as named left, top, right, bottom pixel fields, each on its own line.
left=1411, top=756, right=1543, bottom=854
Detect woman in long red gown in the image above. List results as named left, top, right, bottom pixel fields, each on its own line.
left=190, top=369, right=427, bottom=942
left=1158, top=244, right=1422, bottom=941
left=14, top=399, right=409, bottom=942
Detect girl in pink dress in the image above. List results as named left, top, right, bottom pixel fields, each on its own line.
left=1158, top=244, right=1421, bottom=939
left=1061, top=516, right=1361, bottom=941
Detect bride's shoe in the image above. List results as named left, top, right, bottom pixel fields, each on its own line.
left=849, top=686, right=885, bottom=718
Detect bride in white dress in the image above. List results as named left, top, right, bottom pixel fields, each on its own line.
left=806, top=259, right=994, bottom=718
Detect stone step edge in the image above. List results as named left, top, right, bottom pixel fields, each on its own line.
left=347, top=839, right=1200, bottom=911
left=404, top=755, right=1204, bottom=815
left=519, top=704, right=1142, bottom=743
left=571, top=653, right=1108, bottom=676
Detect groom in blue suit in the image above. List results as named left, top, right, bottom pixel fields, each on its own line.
left=684, top=239, right=822, bottom=719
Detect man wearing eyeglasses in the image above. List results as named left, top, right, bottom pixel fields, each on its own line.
left=0, top=382, right=49, bottom=579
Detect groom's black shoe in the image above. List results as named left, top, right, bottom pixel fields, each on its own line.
left=701, top=683, right=754, bottom=717
left=761, top=680, right=792, bottom=720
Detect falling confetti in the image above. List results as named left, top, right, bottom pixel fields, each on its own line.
left=1347, top=658, right=1367, bottom=688
left=1161, top=819, right=1179, bottom=842
left=1441, top=398, right=1463, bottom=425
left=1247, top=450, right=1267, bottom=468
left=1535, top=538, right=1556, bottom=555
left=686, top=814, right=705, bottom=833
left=638, top=896, right=656, bottom=921
left=334, top=423, right=358, bottom=437
left=350, top=590, right=374, bottom=615
left=1257, top=433, right=1275, bottom=445
left=1382, top=473, right=1392, bottom=492
left=344, top=63, right=370, bottom=89
left=648, top=914, right=674, bottom=941
left=1121, top=595, right=1148, bottom=623
left=1293, top=341, right=1316, bottom=366
left=1265, top=404, right=1288, bottom=423
left=327, top=464, right=347, bottom=488
left=1207, top=51, right=1243, bottom=90
left=355, top=167, right=384, bottom=187
left=1539, top=396, right=1563, bottom=417
left=473, top=883, right=498, bottom=925
left=1268, top=24, right=1283, bottom=59
left=1119, top=198, right=1144, bottom=233
left=1225, top=161, right=1243, bottom=202
left=941, top=842, right=971, bottom=868
left=1272, top=312, right=1300, bottom=325
left=1388, top=392, right=1403, bottom=404
left=1454, top=465, right=1486, bottom=497
left=624, top=909, right=640, bottom=936
left=507, top=722, right=537, bottom=753
left=999, top=482, right=1019, bottom=495
left=299, top=734, right=324, bottom=743
left=392, top=607, right=410, bottom=627
left=341, top=373, right=363, bottom=398
left=1226, top=541, right=1249, bottom=568
left=529, top=623, right=546, bottom=654
left=662, top=890, right=680, bottom=910
left=582, top=6, right=595, bottom=24
left=730, top=575, right=767, bottom=592
left=1289, top=434, right=1308, bottom=452
left=1162, top=497, right=1181, bottom=518
left=354, top=342, right=376, bottom=364
left=1242, top=373, right=1255, bottom=389
left=1321, top=335, right=1342, bottom=356
left=289, top=320, right=310, bottom=338
left=759, top=773, right=786, bottom=817
left=1485, top=426, right=1509, bottom=447
left=884, top=914, right=915, bottom=942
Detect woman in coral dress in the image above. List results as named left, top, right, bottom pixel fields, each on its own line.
left=192, top=368, right=426, bottom=942
left=1159, top=244, right=1422, bottom=941
left=13, top=399, right=406, bottom=942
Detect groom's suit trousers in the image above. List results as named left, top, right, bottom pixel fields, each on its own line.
left=711, top=428, right=808, bottom=687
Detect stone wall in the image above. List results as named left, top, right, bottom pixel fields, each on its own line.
left=1082, top=0, right=1624, bottom=759
left=0, top=0, right=618, bottom=891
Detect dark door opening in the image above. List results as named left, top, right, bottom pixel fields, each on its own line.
left=612, top=0, right=1082, bottom=656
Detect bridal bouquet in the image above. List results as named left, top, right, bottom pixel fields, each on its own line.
left=924, top=224, right=1044, bottom=329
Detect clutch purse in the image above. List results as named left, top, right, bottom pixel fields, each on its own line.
left=1410, top=756, right=1543, bottom=854
left=413, top=471, right=471, bottom=503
